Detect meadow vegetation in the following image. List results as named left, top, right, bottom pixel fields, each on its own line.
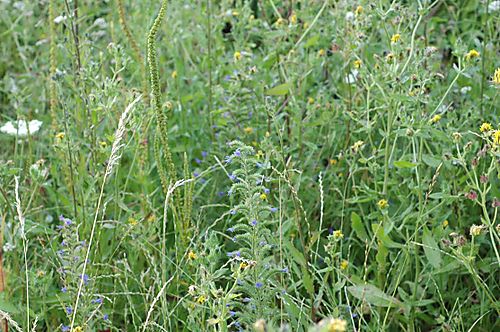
left=0, top=0, right=499, bottom=331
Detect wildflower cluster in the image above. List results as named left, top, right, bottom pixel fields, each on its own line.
left=56, top=216, right=108, bottom=331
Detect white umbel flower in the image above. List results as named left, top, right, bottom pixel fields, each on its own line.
left=0, top=120, right=42, bottom=136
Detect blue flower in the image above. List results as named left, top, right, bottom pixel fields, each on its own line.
left=270, top=207, right=278, bottom=213
left=227, top=227, right=235, bottom=233
left=80, top=274, right=89, bottom=285
left=218, top=191, right=225, bottom=197
left=61, top=325, right=70, bottom=332
left=195, top=158, right=202, bottom=165
left=255, top=282, right=263, bottom=289
left=263, top=187, right=270, bottom=194
left=259, top=240, right=267, bottom=246
left=281, top=267, right=289, bottom=273
left=91, top=298, right=103, bottom=304
left=229, top=173, right=237, bottom=181
left=230, top=209, right=236, bottom=215
left=250, top=220, right=257, bottom=227
left=233, top=149, right=241, bottom=157
left=201, top=151, right=208, bottom=158
left=65, top=306, right=72, bottom=315
left=229, top=310, right=236, bottom=317
left=224, top=156, right=232, bottom=164
left=61, top=287, right=67, bottom=293
left=193, top=172, right=199, bottom=177
left=103, top=314, right=109, bottom=321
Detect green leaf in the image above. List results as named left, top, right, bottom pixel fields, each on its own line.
left=266, top=82, right=292, bottom=96
left=394, top=160, right=418, bottom=168
left=422, top=226, right=442, bottom=268
left=372, top=223, right=402, bottom=248
left=304, top=35, right=319, bottom=48
left=0, top=295, right=19, bottom=314
left=351, top=212, right=369, bottom=241
left=422, top=154, right=442, bottom=168
left=348, top=284, right=401, bottom=307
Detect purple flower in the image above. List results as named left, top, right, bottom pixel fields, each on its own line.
left=255, top=282, right=263, bottom=289
left=230, top=209, right=236, bottom=215
left=229, top=310, right=236, bottom=317
left=281, top=267, right=289, bottom=273
left=227, top=227, right=235, bottom=233
left=103, top=314, right=109, bottom=321
left=193, top=172, right=199, bottom=177
left=202, top=151, right=208, bottom=158
left=61, top=325, right=70, bottom=332
left=233, top=149, right=241, bottom=157
left=224, top=156, right=232, bottom=164
left=218, top=191, right=225, bottom=197
left=59, top=215, right=72, bottom=226
left=80, top=274, right=89, bottom=285
left=65, top=306, right=73, bottom=315
left=259, top=240, right=267, bottom=246
left=263, top=188, right=270, bottom=194
left=61, top=287, right=67, bottom=293
left=195, top=158, right=202, bottom=165
left=250, top=220, right=257, bottom=227
left=91, top=298, right=103, bottom=304
left=57, top=250, right=65, bottom=256
left=270, top=207, right=278, bottom=213
left=229, top=173, right=237, bottom=181
left=61, top=240, right=67, bottom=246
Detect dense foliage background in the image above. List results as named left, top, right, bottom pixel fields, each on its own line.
left=0, top=0, right=499, bottom=331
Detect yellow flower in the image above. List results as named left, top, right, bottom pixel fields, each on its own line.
left=351, top=140, right=364, bottom=153
left=36, top=270, right=45, bottom=277
left=493, top=130, right=500, bottom=145
left=188, top=250, right=197, bottom=260
left=147, top=214, right=156, bottom=223
left=99, top=141, right=107, bottom=148
left=260, top=193, right=267, bottom=200
left=327, top=318, right=347, bottom=332
left=55, top=132, right=65, bottom=139
left=276, top=17, right=285, bottom=26
left=171, top=70, right=177, bottom=79
left=290, top=13, right=297, bottom=24
left=196, top=295, right=206, bottom=304
left=303, top=22, right=309, bottom=29
left=480, top=122, right=493, bottom=133
left=256, top=150, right=264, bottom=158
left=239, top=262, right=248, bottom=270
left=493, top=68, right=500, bottom=84
left=430, top=114, right=442, bottom=123
left=442, top=220, right=449, bottom=228
left=318, top=49, right=326, bottom=57
left=465, top=49, right=480, bottom=61
left=244, top=127, right=254, bottom=134
left=470, top=224, right=485, bottom=237
left=390, top=33, right=401, bottom=43
left=333, top=230, right=343, bottom=239
left=307, top=97, right=315, bottom=104
left=234, top=51, right=242, bottom=61
left=72, top=327, right=83, bottom=332
left=232, top=10, right=239, bottom=16
left=377, top=199, right=389, bottom=209
left=329, top=159, right=338, bottom=166
left=355, top=5, right=363, bottom=16
left=353, top=59, right=362, bottom=68
left=128, top=217, right=138, bottom=226
left=340, top=260, right=348, bottom=270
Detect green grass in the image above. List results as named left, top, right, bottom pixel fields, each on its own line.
left=0, top=0, right=499, bottom=331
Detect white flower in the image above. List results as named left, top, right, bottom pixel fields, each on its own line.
left=345, top=11, right=355, bottom=22
left=54, top=15, right=66, bottom=24
left=344, top=69, right=359, bottom=84
left=0, top=120, right=42, bottom=136
left=489, top=1, right=500, bottom=12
